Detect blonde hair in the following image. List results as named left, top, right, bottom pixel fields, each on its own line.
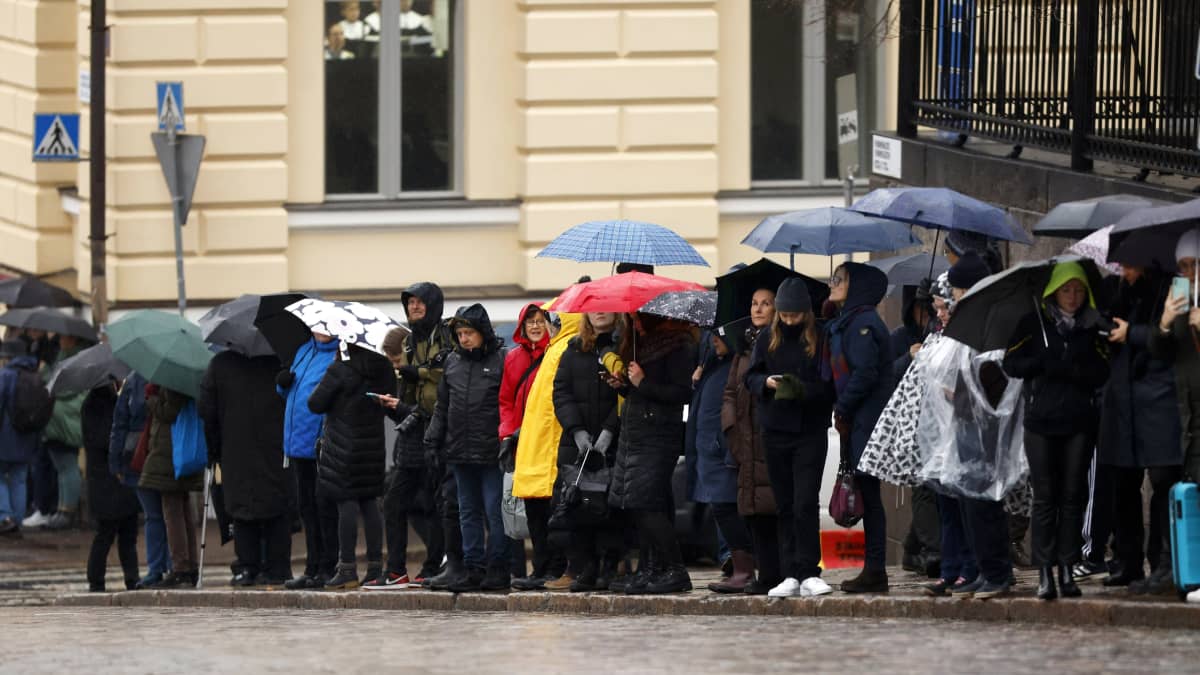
left=767, top=311, right=817, bottom=358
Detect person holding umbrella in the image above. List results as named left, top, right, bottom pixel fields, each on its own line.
left=1003, top=261, right=1110, bottom=601
left=82, top=376, right=140, bottom=592
left=824, top=262, right=893, bottom=594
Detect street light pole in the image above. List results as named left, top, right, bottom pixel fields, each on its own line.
left=88, top=0, right=108, bottom=330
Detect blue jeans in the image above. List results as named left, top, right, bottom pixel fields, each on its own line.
left=937, top=494, right=977, bottom=582
left=452, top=463, right=509, bottom=570
left=136, top=487, right=171, bottom=576
left=0, top=461, right=29, bottom=522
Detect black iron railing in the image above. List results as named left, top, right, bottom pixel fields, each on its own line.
left=897, top=0, right=1200, bottom=177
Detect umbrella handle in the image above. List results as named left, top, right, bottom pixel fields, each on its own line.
left=1033, top=295, right=1049, bottom=348
left=929, top=228, right=942, bottom=279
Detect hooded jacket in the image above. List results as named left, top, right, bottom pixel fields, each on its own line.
left=308, top=345, right=395, bottom=501
left=499, top=303, right=550, bottom=440
left=198, top=351, right=291, bottom=520
left=0, top=355, right=42, bottom=464
left=687, top=333, right=737, bottom=505
left=424, top=304, right=507, bottom=465
left=826, top=262, right=893, bottom=465
left=42, top=343, right=85, bottom=449
left=390, top=282, right=453, bottom=468
left=513, top=312, right=580, bottom=499
left=278, top=337, right=339, bottom=459
left=108, top=371, right=147, bottom=487
left=890, top=285, right=932, bottom=377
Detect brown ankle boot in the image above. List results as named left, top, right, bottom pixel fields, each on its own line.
left=708, top=550, right=755, bottom=593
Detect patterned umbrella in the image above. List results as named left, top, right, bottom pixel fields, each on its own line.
left=1066, top=226, right=1121, bottom=275
left=535, top=219, right=709, bottom=267
left=284, top=298, right=403, bottom=358
left=638, top=290, right=717, bottom=326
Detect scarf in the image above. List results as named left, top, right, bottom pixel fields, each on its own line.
left=1046, top=303, right=1076, bottom=336
left=820, top=305, right=872, bottom=395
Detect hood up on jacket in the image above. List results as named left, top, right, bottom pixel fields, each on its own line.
left=512, top=302, right=551, bottom=355
left=449, top=303, right=502, bottom=358
left=841, top=262, right=889, bottom=312
left=402, top=282, right=446, bottom=340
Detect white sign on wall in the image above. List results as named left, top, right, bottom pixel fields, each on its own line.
left=79, top=70, right=90, bottom=105
left=872, top=135, right=903, bottom=179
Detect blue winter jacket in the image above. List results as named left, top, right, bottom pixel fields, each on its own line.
left=686, top=336, right=736, bottom=505
left=279, top=337, right=338, bottom=459
left=0, top=355, right=42, bottom=464
left=108, top=371, right=148, bottom=487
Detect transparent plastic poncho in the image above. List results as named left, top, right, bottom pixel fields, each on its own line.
left=915, top=337, right=1028, bottom=501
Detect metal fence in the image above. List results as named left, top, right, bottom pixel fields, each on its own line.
left=897, top=0, right=1200, bottom=177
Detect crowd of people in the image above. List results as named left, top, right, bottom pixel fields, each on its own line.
left=0, top=228, right=1197, bottom=602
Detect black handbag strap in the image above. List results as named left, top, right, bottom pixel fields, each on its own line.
left=514, top=354, right=545, bottom=395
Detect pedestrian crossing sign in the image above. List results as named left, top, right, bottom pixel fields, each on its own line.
left=156, top=81, right=184, bottom=132
left=32, top=113, right=80, bottom=162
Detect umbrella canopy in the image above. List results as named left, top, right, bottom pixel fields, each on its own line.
left=548, top=271, right=706, bottom=313
left=741, top=207, right=922, bottom=256
left=1107, top=197, right=1200, bottom=270
left=199, top=294, right=279, bottom=358
left=0, top=307, right=97, bottom=341
left=252, top=292, right=312, bottom=365
left=1033, top=194, right=1172, bottom=239
left=943, top=256, right=1107, bottom=353
left=850, top=187, right=1033, bottom=244
left=638, top=290, right=717, bottom=326
left=45, top=343, right=130, bottom=397
left=535, top=219, right=710, bottom=267
left=714, top=258, right=829, bottom=326
left=867, top=253, right=951, bottom=288
left=284, top=298, right=403, bottom=357
left=108, top=310, right=214, bottom=398
left=0, top=276, right=78, bottom=308
left=1066, top=226, right=1121, bottom=275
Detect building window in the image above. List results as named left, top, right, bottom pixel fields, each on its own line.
left=324, top=0, right=459, bottom=197
left=751, top=0, right=879, bottom=184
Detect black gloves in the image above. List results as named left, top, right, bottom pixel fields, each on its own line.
left=275, top=370, right=295, bottom=389
left=397, top=365, right=420, bottom=382
left=498, top=436, right=516, bottom=473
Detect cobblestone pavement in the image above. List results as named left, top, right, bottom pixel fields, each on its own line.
left=4, top=607, right=1199, bottom=675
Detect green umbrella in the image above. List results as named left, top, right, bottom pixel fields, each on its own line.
left=108, top=310, right=213, bottom=398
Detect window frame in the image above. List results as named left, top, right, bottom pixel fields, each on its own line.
left=324, top=0, right=465, bottom=201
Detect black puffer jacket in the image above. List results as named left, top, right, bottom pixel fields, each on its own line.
left=553, top=332, right=621, bottom=465
left=82, top=384, right=139, bottom=521
left=609, top=328, right=696, bottom=511
left=308, top=345, right=394, bottom=501
left=198, top=351, right=291, bottom=520
left=424, top=303, right=506, bottom=465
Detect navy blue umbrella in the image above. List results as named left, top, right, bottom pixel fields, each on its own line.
left=535, top=219, right=709, bottom=267
left=741, top=207, right=922, bottom=269
left=851, top=187, right=1033, bottom=245
left=868, top=252, right=951, bottom=288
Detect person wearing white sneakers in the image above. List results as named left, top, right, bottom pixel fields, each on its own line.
left=745, top=279, right=835, bottom=599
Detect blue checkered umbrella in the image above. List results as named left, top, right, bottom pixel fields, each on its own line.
left=535, top=219, right=709, bottom=267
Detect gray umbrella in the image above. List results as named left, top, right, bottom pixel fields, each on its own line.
left=46, top=343, right=130, bottom=397
left=868, top=253, right=951, bottom=288
left=198, top=294, right=276, bottom=358
left=1033, top=194, right=1172, bottom=239
left=639, top=290, right=717, bottom=326
left=0, top=307, right=97, bottom=341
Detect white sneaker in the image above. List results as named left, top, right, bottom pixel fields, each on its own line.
left=1187, top=588, right=1200, bottom=604
left=768, top=577, right=803, bottom=598
left=799, top=576, right=833, bottom=597
left=22, top=511, right=47, bottom=529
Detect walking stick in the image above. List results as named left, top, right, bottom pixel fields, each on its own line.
left=197, top=465, right=212, bottom=589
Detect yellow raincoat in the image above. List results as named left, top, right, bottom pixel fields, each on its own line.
left=512, top=312, right=581, bottom=499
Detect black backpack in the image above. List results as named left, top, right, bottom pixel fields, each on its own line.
left=7, top=369, right=55, bottom=434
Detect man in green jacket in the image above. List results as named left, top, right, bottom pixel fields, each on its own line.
left=38, top=335, right=88, bottom=530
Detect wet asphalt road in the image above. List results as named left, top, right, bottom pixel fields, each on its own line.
left=3, top=607, right=1197, bottom=675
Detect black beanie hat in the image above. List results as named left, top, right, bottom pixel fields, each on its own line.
left=775, top=278, right=812, bottom=313
left=947, top=251, right=991, bottom=290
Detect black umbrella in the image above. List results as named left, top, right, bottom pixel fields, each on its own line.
left=868, top=253, right=951, bottom=288
left=252, top=293, right=312, bottom=365
left=639, top=290, right=717, bottom=326
left=0, top=276, right=78, bottom=307
left=199, top=294, right=279, bottom=358
left=943, top=256, right=1107, bottom=353
left=715, top=258, right=829, bottom=326
left=1033, top=194, right=1173, bottom=240
left=0, top=307, right=97, bottom=341
left=45, top=343, right=130, bottom=397
left=1107, top=197, right=1200, bottom=271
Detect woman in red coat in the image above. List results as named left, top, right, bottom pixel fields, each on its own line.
left=499, top=303, right=554, bottom=587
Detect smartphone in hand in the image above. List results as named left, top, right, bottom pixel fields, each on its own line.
left=1172, top=276, right=1191, bottom=302
left=364, top=392, right=381, bottom=399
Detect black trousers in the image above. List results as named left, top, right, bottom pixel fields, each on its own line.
left=233, top=516, right=292, bottom=580
left=959, top=496, right=1012, bottom=584
left=438, top=467, right=463, bottom=563
left=746, top=514, right=782, bottom=585
left=568, top=516, right=625, bottom=575
left=904, top=486, right=942, bottom=556
left=710, top=502, right=753, bottom=552
left=30, top=441, right=57, bottom=515
left=763, top=430, right=826, bottom=580
left=337, top=498, right=383, bottom=568
left=382, top=465, right=442, bottom=576
left=633, top=509, right=683, bottom=568
left=1083, top=452, right=1117, bottom=565
left=87, top=515, right=139, bottom=587
left=1025, top=431, right=1091, bottom=566
left=294, top=458, right=338, bottom=577
left=857, top=473, right=887, bottom=571
left=523, top=497, right=567, bottom=578
left=1112, top=464, right=1182, bottom=574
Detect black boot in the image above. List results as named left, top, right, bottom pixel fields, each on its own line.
left=480, top=565, right=511, bottom=592
left=1037, top=566, right=1057, bottom=601
left=448, top=567, right=484, bottom=593
left=623, top=560, right=658, bottom=595
left=429, top=557, right=467, bottom=591
left=1102, top=565, right=1145, bottom=587
left=325, top=563, right=359, bottom=591
left=1057, top=564, right=1081, bottom=598
left=644, top=564, right=693, bottom=594
left=840, top=568, right=889, bottom=594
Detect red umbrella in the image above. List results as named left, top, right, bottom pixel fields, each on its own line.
left=549, top=272, right=707, bottom=313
